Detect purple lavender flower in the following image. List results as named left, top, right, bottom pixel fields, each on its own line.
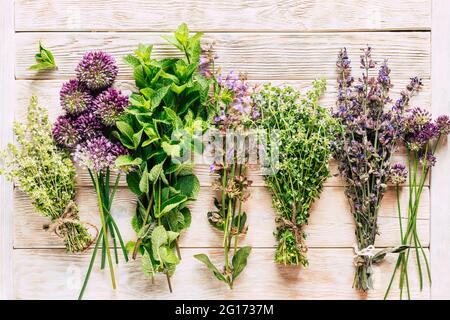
left=60, top=79, right=93, bottom=115
left=93, top=87, right=129, bottom=126
left=436, top=115, right=450, bottom=135
left=76, top=51, right=118, bottom=91
left=53, top=115, right=79, bottom=148
left=73, top=135, right=128, bottom=172
left=389, top=163, right=408, bottom=185
left=74, top=110, right=104, bottom=141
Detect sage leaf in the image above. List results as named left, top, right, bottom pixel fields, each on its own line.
left=194, top=254, right=227, bottom=282
left=232, top=246, right=252, bottom=280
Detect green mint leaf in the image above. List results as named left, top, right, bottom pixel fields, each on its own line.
left=194, top=254, right=227, bottom=283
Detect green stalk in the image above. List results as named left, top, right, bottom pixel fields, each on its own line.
left=93, top=173, right=116, bottom=289
left=78, top=228, right=103, bottom=300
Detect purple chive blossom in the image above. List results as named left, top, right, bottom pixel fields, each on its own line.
left=73, top=135, right=128, bottom=172
left=436, top=115, right=450, bottom=135
left=74, top=110, right=104, bottom=141
left=93, top=87, right=129, bottom=126
left=76, top=51, right=118, bottom=91
left=60, top=79, right=93, bottom=115
left=52, top=115, right=79, bottom=149
left=419, top=152, right=437, bottom=168
left=389, top=163, right=408, bottom=185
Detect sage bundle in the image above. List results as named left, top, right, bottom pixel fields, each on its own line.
left=52, top=51, right=130, bottom=299
left=194, top=44, right=258, bottom=288
left=255, top=81, right=338, bottom=266
left=0, top=96, right=93, bottom=253
left=333, top=47, right=422, bottom=291
left=385, top=110, right=450, bottom=299
left=116, top=24, right=209, bottom=292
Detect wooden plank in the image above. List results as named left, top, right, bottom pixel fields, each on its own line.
left=13, top=248, right=429, bottom=300
left=15, top=79, right=432, bottom=122
left=431, top=0, right=450, bottom=300
left=15, top=32, right=431, bottom=80
left=13, top=186, right=430, bottom=249
left=14, top=0, right=431, bottom=32
left=0, top=0, right=15, bottom=300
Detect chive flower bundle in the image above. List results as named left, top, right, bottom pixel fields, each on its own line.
left=194, top=44, right=257, bottom=289
left=385, top=109, right=450, bottom=299
left=255, top=80, right=339, bottom=266
left=333, top=47, right=421, bottom=292
left=52, top=51, right=130, bottom=299
left=0, top=97, right=93, bottom=253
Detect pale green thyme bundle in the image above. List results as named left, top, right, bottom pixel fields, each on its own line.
left=0, top=96, right=93, bottom=253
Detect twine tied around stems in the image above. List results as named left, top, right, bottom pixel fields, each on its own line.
left=353, top=245, right=376, bottom=267
left=353, top=244, right=409, bottom=267
left=43, top=200, right=98, bottom=251
left=279, top=217, right=307, bottom=253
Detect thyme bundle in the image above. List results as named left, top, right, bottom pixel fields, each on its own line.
left=385, top=110, right=450, bottom=299
left=333, top=47, right=421, bottom=291
left=194, top=45, right=258, bottom=288
left=116, top=24, right=209, bottom=292
left=255, top=81, right=339, bottom=266
left=0, top=96, right=92, bottom=253
left=52, top=51, right=130, bottom=299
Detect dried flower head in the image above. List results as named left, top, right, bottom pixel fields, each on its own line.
left=93, top=87, right=129, bottom=126
left=60, top=79, right=93, bottom=115
left=76, top=51, right=118, bottom=91
left=73, top=135, right=128, bottom=173
left=389, top=163, right=408, bottom=185
left=53, top=115, right=79, bottom=149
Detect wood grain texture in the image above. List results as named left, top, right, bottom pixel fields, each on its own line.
left=0, top=0, right=15, bottom=300
left=13, top=186, right=430, bottom=249
left=13, top=248, right=429, bottom=300
left=15, top=32, right=431, bottom=80
left=430, top=0, right=450, bottom=300
left=14, top=0, right=431, bottom=32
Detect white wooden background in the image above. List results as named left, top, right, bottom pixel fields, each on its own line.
left=1, top=0, right=450, bottom=300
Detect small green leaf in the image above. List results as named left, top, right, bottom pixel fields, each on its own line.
left=116, top=155, right=142, bottom=167
left=29, top=41, right=57, bottom=71
left=116, top=121, right=135, bottom=140
left=125, top=241, right=137, bottom=255
left=142, top=250, right=156, bottom=278
left=148, top=162, right=164, bottom=183
left=139, top=166, right=149, bottom=193
left=162, top=141, right=181, bottom=158
left=131, top=215, right=140, bottom=233
left=194, top=254, right=227, bottom=282
left=232, top=246, right=252, bottom=280
left=123, top=54, right=141, bottom=68
left=126, top=171, right=143, bottom=196
left=157, top=194, right=188, bottom=218
left=174, top=174, right=200, bottom=200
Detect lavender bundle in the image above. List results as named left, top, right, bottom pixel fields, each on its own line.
left=333, top=47, right=421, bottom=291
left=194, top=44, right=259, bottom=288
left=385, top=110, right=450, bottom=299
left=52, top=51, right=130, bottom=299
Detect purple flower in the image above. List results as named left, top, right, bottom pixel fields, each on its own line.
left=436, top=115, right=450, bottom=135
left=419, top=152, right=437, bottom=168
left=389, top=163, right=408, bottom=185
left=60, top=79, right=93, bottom=115
left=74, top=110, right=104, bottom=141
left=53, top=115, right=79, bottom=148
left=199, top=43, right=217, bottom=79
left=73, top=135, right=128, bottom=172
left=93, top=87, right=129, bottom=126
left=76, top=51, right=118, bottom=91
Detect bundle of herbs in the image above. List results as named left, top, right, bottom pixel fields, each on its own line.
left=194, top=43, right=258, bottom=289
left=333, top=47, right=421, bottom=292
left=52, top=51, right=130, bottom=299
left=385, top=110, right=450, bottom=299
left=115, top=24, right=209, bottom=292
left=0, top=96, right=93, bottom=253
left=254, top=80, right=339, bottom=266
